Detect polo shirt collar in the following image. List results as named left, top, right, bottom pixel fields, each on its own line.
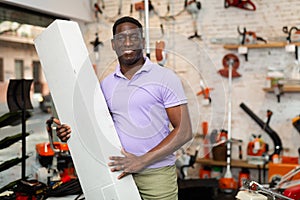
left=114, top=57, right=152, bottom=79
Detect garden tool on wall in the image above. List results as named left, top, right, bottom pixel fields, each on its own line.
left=219, top=49, right=238, bottom=193
left=283, top=26, right=300, bottom=43
left=219, top=53, right=241, bottom=78
left=94, top=2, right=103, bottom=16
left=155, top=40, right=167, bottom=66
left=90, top=33, right=103, bottom=62
left=237, top=26, right=267, bottom=61
left=196, top=80, right=213, bottom=105
left=185, top=0, right=202, bottom=40
left=133, top=0, right=173, bottom=21
left=240, top=103, right=283, bottom=160
left=133, top=0, right=156, bottom=20
left=247, top=134, right=268, bottom=165
left=282, top=26, right=300, bottom=60
left=93, top=0, right=122, bottom=22
left=238, top=26, right=267, bottom=45
left=224, top=0, right=256, bottom=11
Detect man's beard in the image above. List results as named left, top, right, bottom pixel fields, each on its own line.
left=118, top=49, right=143, bottom=66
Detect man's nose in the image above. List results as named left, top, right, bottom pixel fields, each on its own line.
left=124, top=36, right=132, bottom=46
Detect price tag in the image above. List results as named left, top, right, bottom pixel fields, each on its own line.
left=285, top=44, right=296, bottom=52
left=238, top=46, right=248, bottom=54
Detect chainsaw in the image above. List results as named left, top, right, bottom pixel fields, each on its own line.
left=224, top=0, right=256, bottom=11
left=237, top=26, right=267, bottom=45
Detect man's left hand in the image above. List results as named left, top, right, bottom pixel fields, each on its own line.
left=108, top=148, right=146, bottom=179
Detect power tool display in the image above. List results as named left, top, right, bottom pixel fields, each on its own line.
left=247, top=134, right=268, bottom=165
left=240, top=103, right=283, bottom=161
left=34, top=117, right=76, bottom=185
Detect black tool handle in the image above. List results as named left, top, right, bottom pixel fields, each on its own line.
left=240, top=103, right=282, bottom=158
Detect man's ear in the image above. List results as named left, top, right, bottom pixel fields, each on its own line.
left=142, top=38, right=146, bottom=48
left=111, top=39, right=116, bottom=51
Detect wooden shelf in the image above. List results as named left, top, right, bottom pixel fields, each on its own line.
left=263, top=85, right=300, bottom=92
left=196, top=158, right=268, bottom=169
left=223, top=42, right=300, bottom=50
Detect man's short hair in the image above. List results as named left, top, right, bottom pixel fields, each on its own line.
left=112, top=16, right=143, bottom=36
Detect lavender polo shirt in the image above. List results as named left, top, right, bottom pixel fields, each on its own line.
left=101, top=57, right=187, bottom=169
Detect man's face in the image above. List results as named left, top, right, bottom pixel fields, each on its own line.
left=111, top=22, right=145, bottom=67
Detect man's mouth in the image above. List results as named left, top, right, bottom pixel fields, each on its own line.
left=123, top=50, right=134, bottom=54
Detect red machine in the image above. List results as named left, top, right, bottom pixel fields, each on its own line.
left=283, top=184, right=300, bottom=200
left=219, top=54, right=241, bottom=78
left=224, top=0, right=256, bottom=11
left=35, top=142, right=74, bottom=178
left=247, top=134, right=268, bottom=165
left=219, top=177, right=238, bottom=192
left=34, top=117, right=76, bottom=185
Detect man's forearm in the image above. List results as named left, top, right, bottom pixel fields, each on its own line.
left=142, top=104, right=193, bottom=167
left=143, top=127, right=192, bottom=166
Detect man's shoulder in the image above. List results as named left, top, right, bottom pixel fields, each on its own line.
left=149, top=63, right=176, bottom=76
left=101, top=72, right=115, bottom=82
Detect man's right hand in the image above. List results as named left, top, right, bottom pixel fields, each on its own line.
left=53, top=118, right=71, bottom=142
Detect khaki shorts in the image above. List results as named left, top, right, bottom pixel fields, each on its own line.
left=133, top=165, right=178, bottom=200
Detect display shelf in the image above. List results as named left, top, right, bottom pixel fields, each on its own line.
left=223, top=42, right=300, bottom=50
left=263, top=85, right=300, bottom=92
left=196, top=158, right=268, bottom=169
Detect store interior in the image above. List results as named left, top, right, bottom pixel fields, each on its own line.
left=0, top=0, right=300, bottom=199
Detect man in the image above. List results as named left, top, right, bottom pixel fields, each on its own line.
left=55, top=16, right=192, bottom=200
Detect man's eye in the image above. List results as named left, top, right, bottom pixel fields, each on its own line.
left=116, top=36, right=125, bottom=41
left=130, top=35, right=139, bottom=41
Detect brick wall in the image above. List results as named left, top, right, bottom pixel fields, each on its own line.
left=86, top=0, right=300, bottom=160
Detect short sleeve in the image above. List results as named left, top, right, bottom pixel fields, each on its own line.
left=161, top=69, right=187, bottom=108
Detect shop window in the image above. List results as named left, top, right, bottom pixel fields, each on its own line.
left=32, top=61, right=42, bottom=93
left=15, top=59, right=24, bottom=79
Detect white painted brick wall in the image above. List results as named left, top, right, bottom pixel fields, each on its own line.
left=86, top=0, right=300, bottom=161
left=1, top=0, right=298, bottom=160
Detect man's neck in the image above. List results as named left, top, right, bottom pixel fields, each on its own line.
left=120, top=58, right=145, bottom=80
left=121, top=64, right=142, bottom=80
